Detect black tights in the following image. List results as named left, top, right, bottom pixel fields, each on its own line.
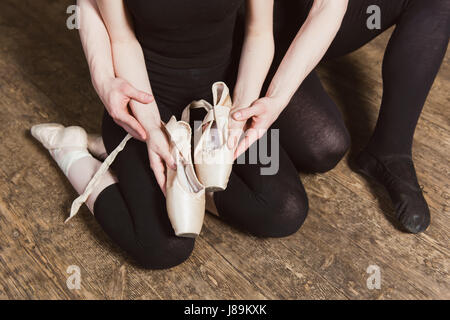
left=93, top=0, right=449, bottom=269
left=96, top=106, right=308, bottom=269
left=274, top=0, right=449, bottom=158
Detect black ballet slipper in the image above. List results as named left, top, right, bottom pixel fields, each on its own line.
left=354, top=149, right=430, bottom=234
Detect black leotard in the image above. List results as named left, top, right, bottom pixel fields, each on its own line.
left=126, top=0, right=245, bottom=109
left=127, top=0, right=243, bottom=69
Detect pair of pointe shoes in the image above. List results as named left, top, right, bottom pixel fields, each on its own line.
left=30, top=82, right=234, bottom=238
left=164, top=81, right=234, bottom=237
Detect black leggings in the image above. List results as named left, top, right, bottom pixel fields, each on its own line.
left=273, top=0, right=449, bottom=160
left=93, top=0, right=449, bottom=269
left=96, top=106, right=308, bottom=269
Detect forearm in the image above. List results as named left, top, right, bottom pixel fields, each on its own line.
left=78, top=0, right=115, bottom=96
left=266, top=0, right=348, bottom=107
left=110, top=40, right=160, bottom=129
left=233, top=33, right=274, bottom=109
left=93, top=0, right=161, bottom=132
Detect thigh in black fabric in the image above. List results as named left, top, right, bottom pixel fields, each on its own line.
left=274, top=72, right=350, bottom=173
left=94, top=184, right=194, bottom=269
left=324, top=0, right=410, bottom=59
left=214, top=132, right=308, bottom=238
left=272, top=0, right=409, bottom=60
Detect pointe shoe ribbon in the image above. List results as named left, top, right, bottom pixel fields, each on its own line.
left=30, top=123, right=124, bottom=223
left=68, top=133, right=132, bottom=223
left=70, top=117, right=206, bottom=239
left=181, top=81, right=234, bottom=191
left=163, top=117, right=206, bottom=238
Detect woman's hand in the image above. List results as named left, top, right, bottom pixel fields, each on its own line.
left=227, top=107, right=247, bottom=152
left=231, top=96, right=285, bottom=159
left=145, top=123, right=176, bottom=195
left=98, top=77, right=154, bottom=141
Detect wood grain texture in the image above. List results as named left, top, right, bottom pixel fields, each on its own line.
left=0, top=0, right=448, bottom=300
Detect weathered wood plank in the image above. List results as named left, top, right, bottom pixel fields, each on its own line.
left=0, top=50, right=268, bottom=300
left=0, top=0, right=448, bottom=300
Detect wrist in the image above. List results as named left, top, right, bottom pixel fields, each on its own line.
left=267, top=93, right=290, bottom=113
left=265, top=82, right=292, bottom=110
left=92, top=74, right=115, bottom=98
left=144, top=119, right=165, bottom=143
left=232, top=90, right=253, bottom=111
left=145, top=116, right=163, bottom=133
left=135, top=103, right=163, bottom=134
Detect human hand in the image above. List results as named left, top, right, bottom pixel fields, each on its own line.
left=98, top=77, right=154, bottom=141
left=231, top=96, right=284, bottom=159
left=145, top=123, right=177, bottom=195
left=227, top=106, right=247, bottom=152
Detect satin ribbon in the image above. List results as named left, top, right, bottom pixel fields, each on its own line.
left=67, top=133, right=132, bottom=223
left=67, top=81, right=231, bottom=222
left=66, top=118, right=188, bottom=223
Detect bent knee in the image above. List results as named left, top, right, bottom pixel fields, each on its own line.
left=411, top=0, right=450, bottom=31
left=133, top=237, right=195, bottom=270
left=304, top=126, right=350, bottom=173
left=252, top=190, right=309, bottom=238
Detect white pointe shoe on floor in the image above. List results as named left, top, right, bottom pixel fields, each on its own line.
left=31, top=123, right=91, bottom=176
left=181, top=81, right=234, bottom=191
left=164, top=116, right=206, bottom=238
left=31, top=123, right=125, bottom=223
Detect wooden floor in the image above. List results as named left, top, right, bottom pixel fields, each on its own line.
left=0, top=0, right=448, bottom=300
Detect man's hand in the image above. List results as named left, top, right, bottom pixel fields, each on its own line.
left=98, top=77, right=153, bottom=141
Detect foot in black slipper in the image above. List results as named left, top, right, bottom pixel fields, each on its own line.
left=354, top=149, right=430, bottom=234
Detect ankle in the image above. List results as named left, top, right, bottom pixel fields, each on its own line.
left=50, top=147, right=91, bottom=176
left=358, top=148, right=420, bottom=186
left=365, top=143, right=411, bottom=158
left=85, top=173, right=118, bottom=212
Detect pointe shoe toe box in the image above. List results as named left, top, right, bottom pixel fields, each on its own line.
left=31, top=123, right=88, bottom=149
left=166, top=182, right=205, bottom=238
